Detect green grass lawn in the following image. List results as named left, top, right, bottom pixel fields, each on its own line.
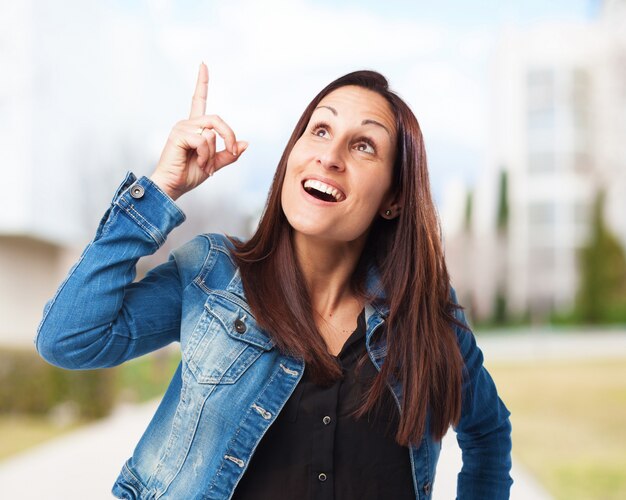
left=486, top=357, right=626, bottom=500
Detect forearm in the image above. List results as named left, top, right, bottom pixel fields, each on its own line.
left=35, top=172, right=186, bottom=369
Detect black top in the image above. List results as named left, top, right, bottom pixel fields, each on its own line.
left=232, top=308, right=415, bottom=500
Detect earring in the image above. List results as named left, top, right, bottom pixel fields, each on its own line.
left=384, top=209, right=392, bottom=217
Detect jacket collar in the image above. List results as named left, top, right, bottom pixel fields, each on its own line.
left=226, top=268, right=246, bottom=298
left=364, top=263, right=390, bottom=318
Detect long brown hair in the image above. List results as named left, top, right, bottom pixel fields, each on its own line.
left=228, top=70, right=464, bottom=446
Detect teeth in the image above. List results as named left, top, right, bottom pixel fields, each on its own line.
left=303, top=179, right=344, bottom=202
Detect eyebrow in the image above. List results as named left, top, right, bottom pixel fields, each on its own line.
left=314, top=105, right=392, bottom=138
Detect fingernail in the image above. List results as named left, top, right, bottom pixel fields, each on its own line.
left=232, top=144, right=238, bottom=156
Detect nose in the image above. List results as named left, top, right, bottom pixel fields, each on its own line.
left=316, top=140, right=345, bottom=172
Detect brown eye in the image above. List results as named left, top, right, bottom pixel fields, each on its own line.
left=354, top=139, right=376, bottom=154
left=311, top=121, right=331, bottom=138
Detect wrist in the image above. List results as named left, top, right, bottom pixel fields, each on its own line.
left=149, top=174, right=183, bottom=202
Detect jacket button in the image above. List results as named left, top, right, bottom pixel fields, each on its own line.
left=130, top=184, right=145, bottom=199
left=423, top=482, right=431, bottom=495
left=322, top=416, right=331, bottom=425
left=234, top=319, right=246, bottom=334
left=318, top=472, right=327, bottom=482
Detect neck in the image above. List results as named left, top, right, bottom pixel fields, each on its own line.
left=292, top=231, right=366, bottom=317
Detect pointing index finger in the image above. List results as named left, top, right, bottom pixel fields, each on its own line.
left=189, top=62, right=208, bottom=119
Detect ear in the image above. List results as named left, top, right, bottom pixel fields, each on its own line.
left=379, top=192, right=402, bottom=220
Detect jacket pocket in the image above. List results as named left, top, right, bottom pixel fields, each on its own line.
left=184, top=292, right=274, bottom=384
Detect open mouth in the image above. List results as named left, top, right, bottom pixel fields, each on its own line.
left=301, top=179, right=345, bottom=203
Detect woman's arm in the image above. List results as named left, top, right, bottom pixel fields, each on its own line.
left=35, top=64, right=248, bottom=371
left=451, top=288, right=514, bottom=499
left=34, top=172, right=194, bottom=370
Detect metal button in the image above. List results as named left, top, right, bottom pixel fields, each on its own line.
left=130, top=184, right=145, bottom=199
left=322, top=416, right=331, bottom=425
left=423, top=482, right=431, bottom=495
left=318, top=472, right=327, bottom=482
left=234, top=318, right=246, bottom=334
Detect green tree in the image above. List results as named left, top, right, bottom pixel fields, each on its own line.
left=492, top=169, right=509, bottom=325
left=576, top=190, right=626, bottom=323
left=496, top=169, right=509, bottom=233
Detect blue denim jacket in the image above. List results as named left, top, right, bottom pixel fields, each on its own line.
left=35, top=172, right=513, bottom=499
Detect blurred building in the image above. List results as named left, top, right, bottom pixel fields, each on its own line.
left=0, top=1, right=253, bottom=347
left=444, top=0, right=626, bottom=322
left=0, top=1, right=105, bottom=347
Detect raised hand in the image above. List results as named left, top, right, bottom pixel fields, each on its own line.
left=150, top=63, right=248, bottom=200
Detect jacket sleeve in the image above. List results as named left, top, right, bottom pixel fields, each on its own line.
left=451, top=288, right=514, bottom=499
left=35, top=172, right=199, bottom=370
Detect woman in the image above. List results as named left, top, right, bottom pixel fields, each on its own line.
left=35, top=63, right=513, bottom=499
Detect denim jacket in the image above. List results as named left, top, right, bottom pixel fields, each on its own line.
left=35, top=172, right=513, bottom=499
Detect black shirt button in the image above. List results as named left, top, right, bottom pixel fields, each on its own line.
left=130, top=184, right=145, bottom=199
left=322, top=416, right=331, bottom=425
left=318, top=473, right=327, bottom=482
left=234, top=318, right=246, bottom=334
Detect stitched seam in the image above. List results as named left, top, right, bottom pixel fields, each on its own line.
left=125, top=204, right=164, bottom=246
left=121, top=461, right=151, bottom=495
left=206, top=289, right=254, bottom=319
left=119, top=203, right=164, bottom=246
left=99, top=207, right=119, bottom=239
left=206, top=233, right=237, bottom=267
left=181, top=235, right=214, bottom=293
left=206, top=358, right=286, bottom=496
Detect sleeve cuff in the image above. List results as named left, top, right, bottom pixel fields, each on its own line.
left=111, top=172, right=187, bottom=246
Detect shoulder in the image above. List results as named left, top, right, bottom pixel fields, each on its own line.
left=170, top=232, right=243, bottom=285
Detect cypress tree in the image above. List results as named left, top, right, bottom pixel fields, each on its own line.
left=577, top=190, right=626, bottom=323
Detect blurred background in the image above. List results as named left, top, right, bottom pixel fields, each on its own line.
left=0, top=0, right=625, bottom=498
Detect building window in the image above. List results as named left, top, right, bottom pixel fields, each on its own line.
left=529, top=202, right=556, bottom=225
left=527, top=68, right=555, bottom=112
left=528, top=151, right=556, bottom=173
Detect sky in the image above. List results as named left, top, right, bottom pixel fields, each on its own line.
left=2, top=0, right=600, bottom=243
left=101, top=0, right=595, bottom=210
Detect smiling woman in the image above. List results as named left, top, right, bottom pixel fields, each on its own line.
left=35, top=63, right=512, bottom=499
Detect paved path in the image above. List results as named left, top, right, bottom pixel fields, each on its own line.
left=6, top=329, right=623, bottom=499
left=476, top=328, right=626, bottom=362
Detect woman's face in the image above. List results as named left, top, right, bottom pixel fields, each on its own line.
left=281, top=85, right=398, bottom=245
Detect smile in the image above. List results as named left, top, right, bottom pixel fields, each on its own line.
left=301, top=179, right=346, bottom=203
